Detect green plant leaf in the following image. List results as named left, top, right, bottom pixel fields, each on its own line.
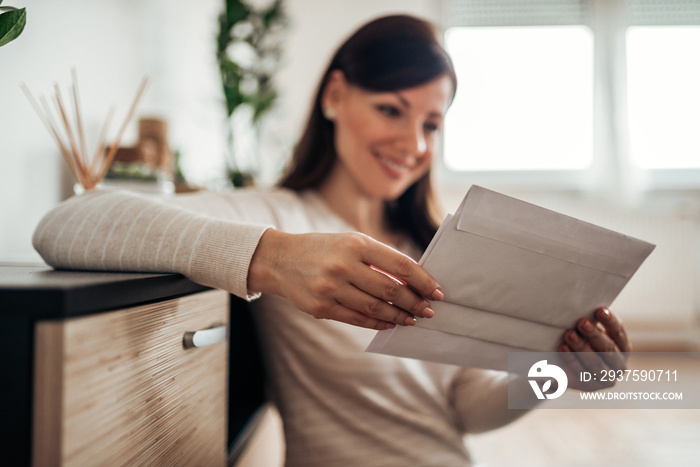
left=224, top=83, right=244, bottom=116
left=225, top=0, right=249, bottom=28
left=220, top=59, right=241, bottom=77
left=0, top=7, right=26, bottom=47
left=216, top=13, right=231, bottom=57
left=263, top=0, right=284, bottom=28
left=249, top=84, right=276, bottom=123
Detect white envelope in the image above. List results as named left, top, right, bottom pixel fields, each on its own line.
left=367, top=186, right=655, bottom=370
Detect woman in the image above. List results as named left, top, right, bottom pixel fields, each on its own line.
left=33, top=15, right=630, bottom=466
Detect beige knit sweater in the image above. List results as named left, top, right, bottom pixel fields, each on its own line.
left=33, top=187, right=529, bottom=466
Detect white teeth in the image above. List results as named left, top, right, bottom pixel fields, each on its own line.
left=378, top=155, right=409, bottom=172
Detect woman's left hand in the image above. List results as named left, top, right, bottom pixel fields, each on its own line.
left=558, top=307, right=632, bottom=391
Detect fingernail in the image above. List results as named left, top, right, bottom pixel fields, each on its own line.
left=404, top=316, right=418, bottom=326
left=559, top=344, right=570, bottom=352
left=583, top=320, right=594, bottom=332
left=422, top=307, right=435, bottom=318
left=432, top=288, right=444, bottom=301
left=599, top=307, right=611, bottom=321
left=385, top=323, right=396, bottom=329
left=567, top=331, right=579, bottom=344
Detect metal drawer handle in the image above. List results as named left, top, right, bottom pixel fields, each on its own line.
left=183, top=323, right=227, bottom=349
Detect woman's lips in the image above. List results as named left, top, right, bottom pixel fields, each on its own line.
left=375, top=153, right=410, bottom=177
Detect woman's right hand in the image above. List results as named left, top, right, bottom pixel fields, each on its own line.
left=247, top=229, right=444, bottom=330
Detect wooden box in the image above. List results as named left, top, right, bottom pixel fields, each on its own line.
left=0, top=266, right=229, bottom=466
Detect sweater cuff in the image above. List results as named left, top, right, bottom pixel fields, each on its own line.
left=188, top=219, right=271, bottom=300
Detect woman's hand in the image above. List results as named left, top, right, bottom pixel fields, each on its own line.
left=559, top=307, right=632, bottom=391
left=248, top=229, right=443, bottom=330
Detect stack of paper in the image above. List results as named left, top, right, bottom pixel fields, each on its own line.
left=367, top=186, right=655, bottom=370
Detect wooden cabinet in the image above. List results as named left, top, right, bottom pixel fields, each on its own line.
left=33, top=290, right=228, bottom=466
left=0, top=266, right=230, bottom=466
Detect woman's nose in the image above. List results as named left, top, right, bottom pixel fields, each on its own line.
left=399, top=123, right=427, bottom=155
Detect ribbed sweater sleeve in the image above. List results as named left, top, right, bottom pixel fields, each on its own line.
left=32, top=188, right=271, bottom=300
left=450, top=368, right=534, bottom=434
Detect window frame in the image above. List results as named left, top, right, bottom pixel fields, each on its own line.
left=438, top=0, right=700, bottom=193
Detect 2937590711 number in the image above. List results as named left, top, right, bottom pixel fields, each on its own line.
left=584, top=369, right=677, bottom=383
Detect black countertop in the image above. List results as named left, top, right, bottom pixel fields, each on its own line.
left=0, top=263, right=209, bottom=319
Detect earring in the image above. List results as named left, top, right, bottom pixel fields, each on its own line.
left=324, top=108, right=336, bottom=120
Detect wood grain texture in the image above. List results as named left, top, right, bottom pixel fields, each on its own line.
left=33, top=289, right=229, bottom=467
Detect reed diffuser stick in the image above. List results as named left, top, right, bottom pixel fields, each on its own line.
left=49, top=93, right=88, bottom=188
left=89, top=106, right=114, bottom=177
left=20, top=84, right=82, bottom=184
left=22, top=73, right=149, bottom=191
left=54, top=84, right=88, bottom=176
left=71, top=69, right=89, bottom=169
left=38, top=95, right=83, bottom=183
left=95, top=76, right=149, bottom=184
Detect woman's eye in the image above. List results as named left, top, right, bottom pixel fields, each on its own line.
left=423, top=122, right=439, bottom=133
left=377, top=105, right=401, bottom=117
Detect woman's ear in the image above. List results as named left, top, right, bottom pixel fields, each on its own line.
left=321, top=70, right=348, bottom=120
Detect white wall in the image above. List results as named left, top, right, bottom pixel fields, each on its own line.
left=1, top=0, right=697, bottom=343
left=0, top=0, right=227, bottom=262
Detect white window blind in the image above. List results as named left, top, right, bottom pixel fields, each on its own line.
left=442, top=0, right=700, bottom=189
left=629, top=0, right=700, bottom=25
left=444, top=0, right=591, bottom=27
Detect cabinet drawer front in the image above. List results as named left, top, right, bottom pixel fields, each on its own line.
left=34, top=289, right=229, bottom=467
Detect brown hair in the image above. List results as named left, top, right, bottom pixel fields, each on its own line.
left=278, top=15, right=456, bottom=250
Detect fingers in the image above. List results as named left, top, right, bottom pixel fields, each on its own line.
left=559, top=345, right=593, bottom=388
left=563, top=328, right=612, bottom=376
left=565, top=310, right=628, bottom=354
left=351, top=265, right=435, bottom=319
left=576, top=317, right=620, bottom=354
left=325, top=302, right=398, bottom=331
left=559, top=307, right=631, bottom=391
left=558, top=344, right=615, bottom=391
left=560, top=334, right=616, bottom=390
left=596, top=307, right=632, bottom=352
left=334, top=281, right=420, bottom=327
left=358, top=235, right=443, bottom=301
left=578, top=309, right=629, bottom=362
left=264, top=231, right=443, bottom=330
left=563, top=328, right=594, bottom=352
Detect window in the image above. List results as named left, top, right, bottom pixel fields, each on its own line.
left=627, top=26, right=700, bottom=169
left=442, top=0, right=700, bottom=189
left=444, top=26, right=593, bottom=171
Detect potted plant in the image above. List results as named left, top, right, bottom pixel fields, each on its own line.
left=0, top=1, right=26, bottom=47
left=216, top=0, right=285, bottom=187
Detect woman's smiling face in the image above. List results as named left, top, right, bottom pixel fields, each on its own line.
left=322, top=71, right=454, bottom=201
